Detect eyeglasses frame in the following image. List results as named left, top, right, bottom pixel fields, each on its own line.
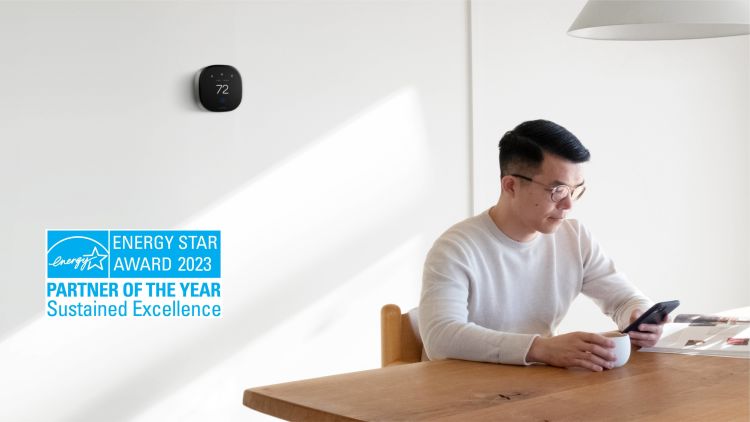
left=510, top=173, right=586, bottom=202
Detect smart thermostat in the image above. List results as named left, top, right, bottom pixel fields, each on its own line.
left=194, top=65, right=242, bottom=112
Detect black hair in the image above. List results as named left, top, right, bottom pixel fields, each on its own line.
left=498, top=119, right=590, bottom=177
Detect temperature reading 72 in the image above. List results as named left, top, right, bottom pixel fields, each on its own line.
left=216, top=84, right=229, bottom=95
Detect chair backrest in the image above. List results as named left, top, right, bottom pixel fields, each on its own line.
left=380, top=304, right=423, bottom=367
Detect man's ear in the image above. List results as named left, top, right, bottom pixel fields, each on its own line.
left=501, top=175, right=516, bottom=197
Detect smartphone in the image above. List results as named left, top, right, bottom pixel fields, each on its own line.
left=621, top=300, right=680, bottom=333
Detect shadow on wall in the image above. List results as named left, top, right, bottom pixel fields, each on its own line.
left=0, top=2, right=469, bottom=421
left=0, top=86, right=436, bottom=422
left=0, top=1, right=463, bottom=340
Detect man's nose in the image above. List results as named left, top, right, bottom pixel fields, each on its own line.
left=557, top=194, right=573, bottom=210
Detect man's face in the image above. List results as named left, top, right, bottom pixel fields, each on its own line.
left=512, top=153, right=584, bottom=235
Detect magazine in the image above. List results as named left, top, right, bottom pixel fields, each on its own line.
left=639, top=313, right=750, bottom=359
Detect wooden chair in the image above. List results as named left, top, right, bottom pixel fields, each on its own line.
left=380, top=304, right=423, bottom=367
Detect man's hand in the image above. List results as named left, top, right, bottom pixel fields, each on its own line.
left=627, top=309, right=667, bottom=347
left=526, top=332, right=616, bottom=371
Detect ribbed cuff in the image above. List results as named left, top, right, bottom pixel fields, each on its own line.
left=496, top=333, right=540, bottom=365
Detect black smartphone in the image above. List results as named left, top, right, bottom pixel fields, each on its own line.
left=621, top=300, right=680, bottom=333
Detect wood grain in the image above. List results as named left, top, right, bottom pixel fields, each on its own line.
left=243, top=352, right=749, bottom=421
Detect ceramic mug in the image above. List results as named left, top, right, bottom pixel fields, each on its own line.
left=602, top=331, right=631, bottom=368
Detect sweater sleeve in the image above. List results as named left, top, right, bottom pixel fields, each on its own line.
left=577, top=222, right=653, bottom=330
left=418, top=236, right=538, bottom=365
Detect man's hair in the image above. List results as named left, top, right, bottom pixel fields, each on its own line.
left=498, top=119, right=590, bottom=177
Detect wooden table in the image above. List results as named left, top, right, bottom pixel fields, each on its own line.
left=244, top=351, right=749, bottom=421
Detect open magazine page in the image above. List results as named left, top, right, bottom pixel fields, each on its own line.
left=639, top=308, right=750, bottom=358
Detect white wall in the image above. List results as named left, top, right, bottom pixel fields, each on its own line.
left=0, top=2, right=469, bottom=421
left=471, top=0, right=750, bottom=333
left=1, top=1, right=748, bottom=421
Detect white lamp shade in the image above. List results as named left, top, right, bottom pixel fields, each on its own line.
left=568, top=0, right=750, bottom=40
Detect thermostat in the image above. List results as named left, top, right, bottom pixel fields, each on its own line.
left=194, top=65, right=242, bottom=112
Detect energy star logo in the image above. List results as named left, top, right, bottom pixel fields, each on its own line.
left=47, top=231, right=109, bottom=278
left=46, top=230, right=222, bottom=319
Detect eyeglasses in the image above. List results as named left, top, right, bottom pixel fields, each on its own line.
left=511, top=174, right=586, bottom=202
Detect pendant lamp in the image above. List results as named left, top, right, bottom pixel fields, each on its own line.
left=568, top=0, right=750, bottom=40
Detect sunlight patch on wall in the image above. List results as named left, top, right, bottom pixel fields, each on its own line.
left=183, top=87, right=429, bottom=287
left=0, top=87, right=430, bottom=422
left=131, top=235, right=425, bottom=422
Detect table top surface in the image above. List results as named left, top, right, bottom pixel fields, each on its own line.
left=244, top=351, right=750, bottom=421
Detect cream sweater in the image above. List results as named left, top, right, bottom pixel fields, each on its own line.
left=419, top=209, right=652, bottom=365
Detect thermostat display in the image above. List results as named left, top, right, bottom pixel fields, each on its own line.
left=195, top=65, right=242, bottom=112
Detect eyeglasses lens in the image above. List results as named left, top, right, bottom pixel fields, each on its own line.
left=551, top=185, right=585, bottom=202
left=573, top=186, right=585, bottom=200
left=551, top=187, right=568, bottom=202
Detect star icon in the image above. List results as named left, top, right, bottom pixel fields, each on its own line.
left=83, top=246, right=108, bottom=271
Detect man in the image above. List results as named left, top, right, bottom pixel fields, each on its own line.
left=419, top=119, right=664, bottom=371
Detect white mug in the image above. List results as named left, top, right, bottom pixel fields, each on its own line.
left=602, top=331, right=631, bottom=368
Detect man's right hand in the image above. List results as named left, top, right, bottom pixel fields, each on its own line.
left=526, top=332, right=616, bottom=371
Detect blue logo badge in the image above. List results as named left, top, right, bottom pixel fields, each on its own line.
left=47, top=231, right=109, bottom=278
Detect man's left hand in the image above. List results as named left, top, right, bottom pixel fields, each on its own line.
left=627, top=309, right=667, bottom=347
